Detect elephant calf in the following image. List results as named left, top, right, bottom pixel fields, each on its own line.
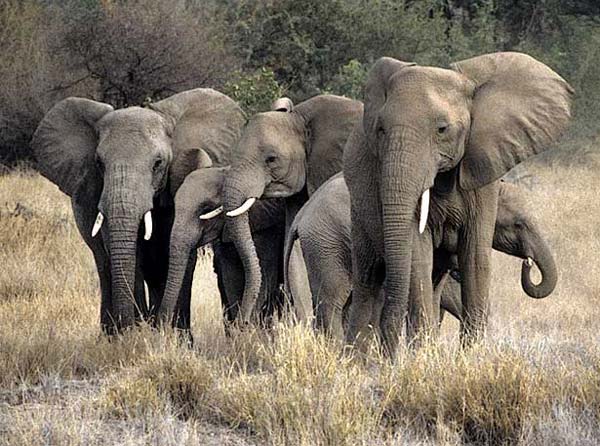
left=284, top=174, right=557, bottom=339
left=158, top=164, right=286, bottom=330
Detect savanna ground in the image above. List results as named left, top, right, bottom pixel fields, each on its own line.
left=2, top=149, right=600, bottom=445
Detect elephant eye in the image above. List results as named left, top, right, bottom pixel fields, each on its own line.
left=265, top=155, right=278, bottom=165
left=153, top=158, right=163, bottom=172
left=437, top=125, right=448, bottom=135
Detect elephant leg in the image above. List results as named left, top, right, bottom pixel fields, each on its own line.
left=172, top=250, right=197, bottom=332
left=345, top=225, right=384, bottom=347
left=213, top=242, right=243, bottom=325
left=407, top=229, right=436, bottom=344
left=71, top=200, right=115, bottom=334
left=458, top=184, right=499, bottom=345
left=286, top=240, right=314, bottom=323
left=141, top=204, right=173, bottom=321
left=134, top=241, right=149, bottom=322
left=253, top=228, right=285, bottom=325
left=169, top=250, right=197, bottom=347
left=439, top=275, right=463, bottom=323
left=94, top=250, right=114, bottom=334
left=303, top=249, right=349, bottom=340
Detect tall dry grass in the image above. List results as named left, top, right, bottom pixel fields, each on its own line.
left=1, top=157, right=600, bottom=445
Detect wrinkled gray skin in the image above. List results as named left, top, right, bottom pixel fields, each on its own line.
left=284, top=175, right=557, bottom=339
left=32, top=89, right=246, bottom=333
left=219, top=95, right=363, bottom=323
left=158, top=166, right=286, bottom=329
left=343, top=51, right=572, bottom=353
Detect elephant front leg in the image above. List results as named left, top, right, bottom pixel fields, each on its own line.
left=407, top=229, right=437, bottom=344
left=94, top=251, right=114, bottom=334
left=345, top=225, right=384, bottom=349
left=134, top=242, right=149, bottom=322
left=458, top=185, right=498, bottom=345
left=72, top=200, right=115, bottom=335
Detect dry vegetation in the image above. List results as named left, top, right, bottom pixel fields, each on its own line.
left=2, top=153, right=600, bottom=445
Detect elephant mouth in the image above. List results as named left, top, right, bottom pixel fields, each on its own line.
left=91, top=209, right=154, bottom=240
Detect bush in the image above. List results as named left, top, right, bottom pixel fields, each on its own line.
left=0, top=1, right=94, bottom=166
left=57, top=0, right=239, bottom=107
left=223, top=68, right=284, bottom=115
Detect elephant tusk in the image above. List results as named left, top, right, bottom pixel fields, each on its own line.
left=143, top=211, right=153, bottom=241
left=418, top=189, right=430, bottom=234
left=226, top=198, right=256, bottom=217
left=525, top=257, right=533, bottom=267
left=199, top=206, right=223, bottom=220
left=91, top=212, right=104, bottom=238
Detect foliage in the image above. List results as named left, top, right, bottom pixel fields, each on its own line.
left=322, top=59, right=368, bottom=99
left=57, top=0, right=238, bottom=107
left=223, top=68, right=284, bottom=115
left=1, top=0, right=599, bottom=165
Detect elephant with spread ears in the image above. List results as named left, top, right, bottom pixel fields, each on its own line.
left=156, top=163, right=286, bottom=332
left=199, top=94, right=363, bottom=324
left=284, top=174, right=557, bottom=339
left=31, top=89, right=246, bottom=333
left=342, top=52, right=572, bottom=354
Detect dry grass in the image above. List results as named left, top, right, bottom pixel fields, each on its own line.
left=2, top=156, right=600, bottom=445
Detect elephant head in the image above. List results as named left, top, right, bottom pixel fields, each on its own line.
left=494, top=181, right=557, bottom=299
left=205, top=94, right=362, bottom=323
left=360, top=52, right=572, bottom=340
left=159, top=164, right=285, bottom=326
left=31, top=89, right=245, bottom=331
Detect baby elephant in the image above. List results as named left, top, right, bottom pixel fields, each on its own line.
left=158, top=165, right=286, bottom=333
left=284, top=174, right=557, bottom=338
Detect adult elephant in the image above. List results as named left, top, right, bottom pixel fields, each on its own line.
left=205, top=94, right=362, bottom=323
left=342, top=52, right=572, bottom=353
left=31, top=89, right=246, bottom=333
left=284, top=175, right=557, bottom=339
left=156, top=163, right=286, bottom=329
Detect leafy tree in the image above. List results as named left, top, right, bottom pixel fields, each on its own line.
left=223, top=68, right=284, bottom=115
left=57, top=0, right=239, bottom=107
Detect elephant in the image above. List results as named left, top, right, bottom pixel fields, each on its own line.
left=341, top=51, right=572, bottom=353
left=157, top=162, right=286, bottom=329
left=284, top=174, right=557, bottom=339
left=200, top=94, right=363, bottom=324
left=31, top=89, right=246, bottom=333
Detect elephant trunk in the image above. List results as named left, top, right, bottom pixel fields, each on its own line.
left=102, top=165, right=154, bottom=331
left=222, top=170, right=266, bottom=323
left=378, top=144, right=425, bottom=355
left=521, top=234, right=558, bottom=299
left=159, top=228, right=194, bottom=326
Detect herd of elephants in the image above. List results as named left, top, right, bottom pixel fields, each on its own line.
left=30, top=51, right=573, bottom=356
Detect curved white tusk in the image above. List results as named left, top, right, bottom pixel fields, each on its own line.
left=199, top=206, right=223, bottom=220
left=525, top=257, right=533, bottom=267
left=91, top=212, right=104, bottom=238
left=418, top=189, right=430, bottom=234
left=143, top=211, right=153, bottom=241
left=226, top=197, right=256, bottom=217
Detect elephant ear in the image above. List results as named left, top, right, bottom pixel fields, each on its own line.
left=271, top=97, right=294, bottom=112
left=451, top=52, right=574, bottom=190
left=149, top=88, right=246, bottom=182
left=363, top=57, right=416, bottom=136
left=169, top=148, right=213, bottom=195
left=295, top=95, right=364, bottom=194
left=31, top=98, right=113, bottom=197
